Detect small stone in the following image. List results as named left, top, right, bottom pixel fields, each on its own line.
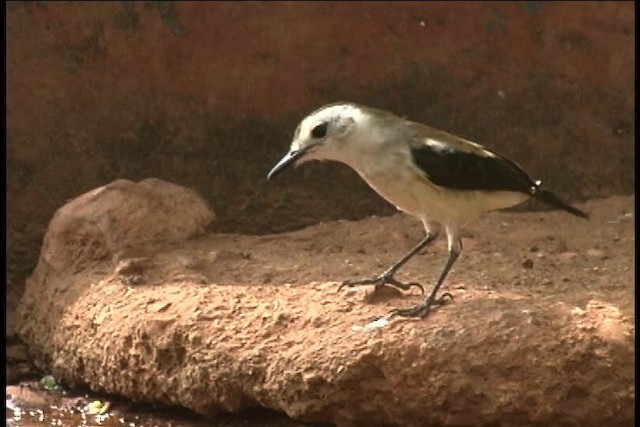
left=557, top=252, right=578, bottom=262
left=149, top=301, right=172, bottom=313
left=114, top=257, right=150, bottom=275
left=522, top=259, right=534, bottom=269
left=587, top=249, right=605, bottom=258
left=571, top=307, right=585, bottom=316
left=179, top=255, right=204, bottom=270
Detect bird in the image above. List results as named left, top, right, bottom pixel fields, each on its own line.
left=267, top=102, right=588, bottom=319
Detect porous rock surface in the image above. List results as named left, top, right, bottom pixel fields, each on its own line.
left=18, top=181, right=634, bottom=426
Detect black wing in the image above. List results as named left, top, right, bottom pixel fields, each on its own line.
left=410, top=142, right=537, bottom=194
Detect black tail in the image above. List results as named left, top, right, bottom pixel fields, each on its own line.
left=535, top=190, right=589, bottom=219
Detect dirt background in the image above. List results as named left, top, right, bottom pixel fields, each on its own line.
left=6, top=1, right=634, bottom=295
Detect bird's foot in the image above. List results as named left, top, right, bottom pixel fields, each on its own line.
left=389, top=292, right=454, bottom=318
left=338, top=273, right=424, bottom=294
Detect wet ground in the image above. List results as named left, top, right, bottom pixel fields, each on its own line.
left=6, top=375, right=323, bottom=427
left=6, top=341, right=326, bottom=427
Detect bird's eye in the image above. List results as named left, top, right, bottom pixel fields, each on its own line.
left=311, top=122, right=328, bottom=139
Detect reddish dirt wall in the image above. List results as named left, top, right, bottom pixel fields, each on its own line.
left=6, top=1, right=634, bottom=287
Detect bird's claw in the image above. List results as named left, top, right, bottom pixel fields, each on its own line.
left=338, top=274, right=424, bottom=294
left=389, top=292, right=454, bottom=318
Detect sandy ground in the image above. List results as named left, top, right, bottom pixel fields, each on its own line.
left=155, top=194, right=633, bottom=319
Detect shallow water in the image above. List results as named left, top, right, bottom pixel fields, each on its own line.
left=6, top=380, right=322, bottom=427
left=6, top=381, right=210, bottom=427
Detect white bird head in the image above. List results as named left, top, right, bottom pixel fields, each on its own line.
left=267, top=103, right=370, bottom=179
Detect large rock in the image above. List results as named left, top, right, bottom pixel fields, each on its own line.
left=18, top=187, right=634, bottom=426
left=18, top=178, right=215, bottom=365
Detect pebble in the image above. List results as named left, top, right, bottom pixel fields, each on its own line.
left=586, top=249, right=605, bottom=258
left=557, top=252, right=578, bottom=261
left=571, top=307, right=585, bottom=316
left=539, top=278, right=552, bottom=286
left=521, top=259, right=534, bottom=269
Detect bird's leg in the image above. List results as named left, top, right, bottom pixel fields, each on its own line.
left=339, top=232, right=438, bottom=294
left=390, top=235, right=461, bottom=318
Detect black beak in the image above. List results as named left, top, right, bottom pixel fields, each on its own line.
left=267, top=145, right=314, bottom=180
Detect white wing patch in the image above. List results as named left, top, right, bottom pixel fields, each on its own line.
left=424, top=137, right=497, bottom=158
left=424, top=138, right=453, bottom=152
